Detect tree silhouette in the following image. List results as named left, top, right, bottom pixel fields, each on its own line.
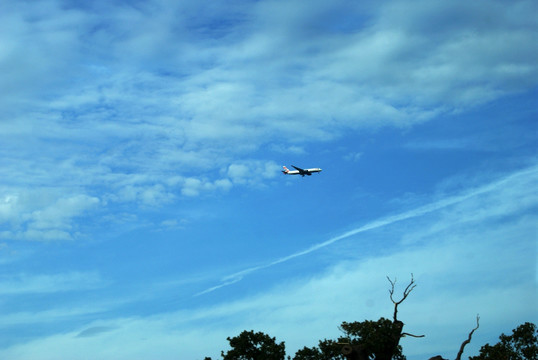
left=221, top=330, right=286, bottom=360
left=469, top=322, right=538, bottom=360
left=293, top=339, right=344, bottom=360
left=293, top=275, right=421, bottom=360
left=339, top=318, right=407, bottom=360
left=206, top=276, right=536, bottom=360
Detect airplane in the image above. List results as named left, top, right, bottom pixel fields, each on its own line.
left=282, top=165, right=322, bottom=176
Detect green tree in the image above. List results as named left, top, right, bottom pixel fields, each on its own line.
left=293, top=344, right=328, bottom=360
left=470, top=322, right=538, bottom=360
left=339, top=318, right=406, bottom=360
left=221, top=330, right=286, bottom=360
left=293, top=339, right=344, bottom=360
left=292, top=318, right=407, bottom=360
left=293, top=275, right=421, bottom=360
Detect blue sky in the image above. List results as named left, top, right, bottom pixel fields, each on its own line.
left=0, top=0, right=536, bottom=359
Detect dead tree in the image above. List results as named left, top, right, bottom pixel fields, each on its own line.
left=455, top=315, right=480, bottom=360
left=427, top=315, right=480, bottom=360
left=382, top=274, right=424, bottom=360
left=341, top=274, right=424, bottom=360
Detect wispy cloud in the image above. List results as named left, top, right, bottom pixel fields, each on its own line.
left=1, top=0, right=536, bottom=242
left=76, top=326, right=117, bottom=338
left=199, top=164, right=538, bottom=295
left=0, top=1, right=535, bottom=359
left=0, top=161, right=535, bottom=358
left=2, top=203, right=535, bottom=359
left=0, top=306, right=107, bottom=327
left=0, top=191, right=99, bottom=241
left=0, top=271, right=104, bottom=295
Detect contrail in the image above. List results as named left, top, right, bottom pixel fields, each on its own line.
left=196, top=165, right=537, bottom=296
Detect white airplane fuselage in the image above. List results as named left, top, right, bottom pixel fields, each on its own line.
left=282, top=165, right=322, bottom=176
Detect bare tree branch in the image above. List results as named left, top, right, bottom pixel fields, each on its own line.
left=401, top=332, right=425, bottom=338
left=455, top=315, right=480, bottom=360
left=387, top=274, right=416, bottom=322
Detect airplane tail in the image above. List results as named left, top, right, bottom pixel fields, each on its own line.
left=282, top=166, right=290, bottom=174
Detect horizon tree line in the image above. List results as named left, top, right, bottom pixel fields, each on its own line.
left=201, top=275, right=537, bottom=360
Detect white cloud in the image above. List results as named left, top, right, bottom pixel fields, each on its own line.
left=199, top=164, right=538, bottom=294
left=227, top=164, right=250, bottom=184
left=0, top=272, right=104, bottom=295
left=0, top=194, right=20, bottom=223
left=115, top=184, right=173, bottom=206
left=227, top=161, right=280, bottom=185
left=179, top=177, right=233, bottom=197
left=0, top=307, right=107, bottom=327
left=181, top=178, right=203, bottom=197
left=0, top=164, right=535, bottom=359
left=30, top=195, right=100, bottom=230
left=1, top=225, right=534, bottom=359
left=0, top=2, right=535, bottom=357
left=344, top=152, right=363, bottom=162
left=0, top=190, right=99, bottom=241
left=270, top=145, right=306, bottom=155
left=0, top=0, right=536, bottom=240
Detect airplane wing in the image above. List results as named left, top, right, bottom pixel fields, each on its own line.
left=291, top=165, right=305, bottom=172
